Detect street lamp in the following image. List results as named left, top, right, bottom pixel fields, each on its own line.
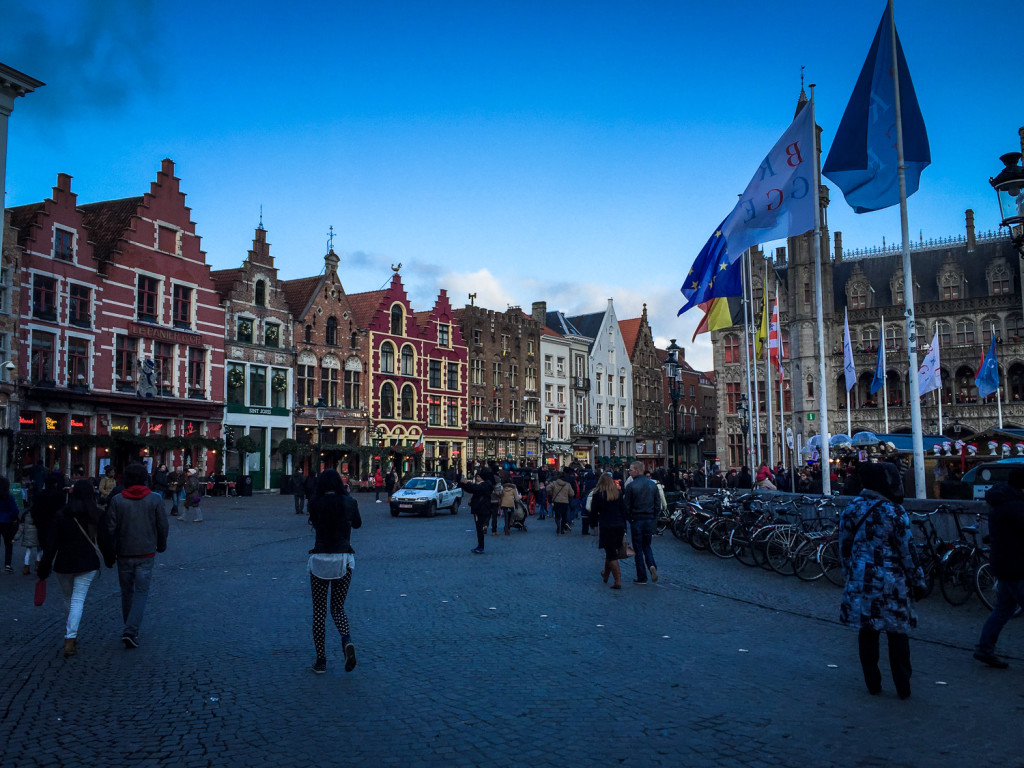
left=315, top=397, right=327, bottom=470
left=663, top=338, right=682, bottom=470
left=990, top=150, right=1024, bottom=257
left=737, top=394, right=750, bottom=467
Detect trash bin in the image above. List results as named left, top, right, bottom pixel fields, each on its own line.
left=239, top=475, right=253, bottom=497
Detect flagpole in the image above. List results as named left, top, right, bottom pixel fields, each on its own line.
left=764, top=277, right=775, bottom=470
left=742, top=249, right=754, bottom=469
left=749, top=252, right=762, bottom=467
left=776, top=286, right=786, bottom=470
left=937, top=389, right=943, bottom=436
left=810, top=87, right=831, bottom=496
left=890, top=0, right=927, bottom=498
left=882, top=314, right=890, bottom=434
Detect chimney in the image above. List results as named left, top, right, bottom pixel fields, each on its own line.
left=55, top=173, right=72, bottom=194
left=834, top=231, right=843, bottom=261
left=966, top=209, right=976, bottom=252
left=531, top=301, right=546, bottom=325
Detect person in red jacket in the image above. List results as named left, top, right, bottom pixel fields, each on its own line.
left=373, top=468, right=384, bottom=503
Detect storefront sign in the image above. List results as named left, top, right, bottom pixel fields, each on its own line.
left=127, top=321, right=201, bottom=346
left=227, top=404, right=290, bottom=417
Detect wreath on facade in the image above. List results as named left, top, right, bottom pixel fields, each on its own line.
left=234, top=434, right=261, bottom=456
left=238, top=320, right=253, bottom=338
left=228, top=368, right=245, bottom=389
left=272, top=373, right=288, bottom=392
left=266, top=325, right=280, bottom=344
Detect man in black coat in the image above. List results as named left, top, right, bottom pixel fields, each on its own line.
left=974, top=468, right=1024, bottom=668
left=459, top=469, right=494, bottom=554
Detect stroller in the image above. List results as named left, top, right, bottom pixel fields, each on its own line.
left=511, top=500, right=529, bottom=531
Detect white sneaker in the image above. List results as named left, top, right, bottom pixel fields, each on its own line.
left=375, top=500, right=382, bottom=503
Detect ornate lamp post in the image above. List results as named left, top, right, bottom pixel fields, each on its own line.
left=315, top=397, right=327, bottom=470
left=663, top=338, right=682, bottom=470
left=990, top=150, right=1024, bottom=258
left=737, top=394, right=750, bottom=467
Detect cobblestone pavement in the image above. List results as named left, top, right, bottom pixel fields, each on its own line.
left=2, top=492, right=1022, bottom=768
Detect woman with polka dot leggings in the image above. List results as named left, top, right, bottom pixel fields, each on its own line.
left=306, top=469, right=362, bottom=675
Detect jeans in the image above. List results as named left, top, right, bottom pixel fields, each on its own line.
left=56, top=570, right=98, bottom=638
left=630, top=518, right=657, bottom=581
left=294, top=492, right=305, bottom=515
left=553, top=503, right=569, bottom=533
left=502, top=507, right=513, bottom=531
left=0, top=521, right=16, bottom=567
left=117, top=556, right=155, bottom=639
left=977, top=578, right=1024, bottom=654
left=169, top=490, right=180, bottom=517
left=535, top=491, right=547, bottom=519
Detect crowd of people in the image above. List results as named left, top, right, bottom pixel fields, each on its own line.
left=6, top=450, right=1023, bottom=692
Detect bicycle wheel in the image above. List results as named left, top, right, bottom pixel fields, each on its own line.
left=750, top=526, right=776, bottom=570
left=975, top=562, right=1024, bottom=616
left=765, top=527, right=801, bottom=576
left=791, top=539, right=825, bottom=581
left=731, top=524, right=758, bottom=567
left=686, top=517, right=709, bottom=551
left=819, top=539, right=844, bottom=587
left=708, top=519, right=738, bottom=559
left=939, top=549, right=980, bottom=606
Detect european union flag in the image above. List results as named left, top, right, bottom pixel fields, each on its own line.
left=976, top=337, right=1000, bottom=398
left=823, top=2, right=930, bottom=214
left=677, top=220, right=742, bottom=317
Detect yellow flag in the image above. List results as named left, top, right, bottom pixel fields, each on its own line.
left=755, top=277, right=768, bottom=359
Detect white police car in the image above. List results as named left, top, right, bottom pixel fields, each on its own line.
left=389, top=476, right=463, bottom=517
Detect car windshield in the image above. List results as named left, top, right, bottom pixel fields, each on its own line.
left=404, top=478, right=437, bottom=491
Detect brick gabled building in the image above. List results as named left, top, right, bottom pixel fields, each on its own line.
left=281, top=249, right=369, bottom=478
left=353, top=271, right=468, bottom=476
left=8, top=159, right=225, bottom=477
left=455, top=303, right=542, bottom=469
left=0, top=211, right=23, bottom=473
left=211, top=225, right=296, bottom=489
left=619, top=304, right=665, bottom=470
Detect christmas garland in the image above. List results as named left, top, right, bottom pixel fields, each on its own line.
left=228, top=368, right=245, bottom=389
left=272, top=373, right=287, bottom=392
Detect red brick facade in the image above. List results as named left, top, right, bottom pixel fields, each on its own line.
left=8, top=159, right=225, bottom=478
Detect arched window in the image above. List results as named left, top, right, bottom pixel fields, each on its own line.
left=255, top=280, right=266, bottom=307
left=401, top=344, right=415, bottom=376
left=955, top=320, right=975, bottom=346
left=380, top=341, right=395, bottom=374
left=1007, top=315, right=1023, bottom=343
left=326, top=317, right=338, bottom=346
left=956, top=366, right=978, bottom=404
left=885, top=325, right=900, bottom=350
left=724, top=334, right=740, bottom=364
left=850, top=284, right=868, bottom=310
left=935, top=321, right=951, bottom=348
left=401, top=384, right=415, bottom=420
left=390, top=305, right=404, bottom=336
left=380, top=382, right=395, bottom=419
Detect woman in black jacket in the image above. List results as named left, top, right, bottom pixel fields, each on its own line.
left=589, top=472, right=628, bottom=589
left=459, top=468, right=494, bottom=554
left=37, top=480, right=114, bottom=657
left=307, top=469, right=362, bottom=674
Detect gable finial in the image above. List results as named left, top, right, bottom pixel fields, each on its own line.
left=391, top=262, right=402, bottom=273
left=800, top=65, right=805, bottom=91
left=469, top=292, right=477, bottom=306
left=326, top=225, right=335, bottom=253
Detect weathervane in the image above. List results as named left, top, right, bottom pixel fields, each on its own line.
left=258, top=205, right=264, bottom=230
left=327, top=225, right=335, bottom=252
left=469, top=292, right=477, bottom=306
left=391, top=262, right=402, bottom=273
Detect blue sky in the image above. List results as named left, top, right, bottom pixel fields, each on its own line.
left=3, top=0, right=1021, bottom=370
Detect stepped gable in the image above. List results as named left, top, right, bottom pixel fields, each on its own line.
left=7, top=202, right=45, bottom=245
left=76, top=196, right=143, bottom=265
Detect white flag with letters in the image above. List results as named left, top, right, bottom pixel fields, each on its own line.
left=918, top=330, right=942, bottom=396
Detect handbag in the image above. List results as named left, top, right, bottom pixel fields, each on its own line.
left=74, top=519, right=104, bottom=579
left=33, top=578, right=46, bottom=606
left=616, top=534, right=635, bottom=560
left=191, top=495, right=202, bottom=505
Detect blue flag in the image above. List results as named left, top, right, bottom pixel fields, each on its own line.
left=823, top=2, right=930, bottom=214
left=870, top=324, right=885, bottom=394
left=976, top=337, right=1000, bottom=398
left=678, top=220, right=743, bottom=316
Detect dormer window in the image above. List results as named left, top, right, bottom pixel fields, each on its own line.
left=987, top=259, right=1012, bottom=296
left=438, top=323, right=450, bottom=347
left=390, top=305, right=404, bottom=336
